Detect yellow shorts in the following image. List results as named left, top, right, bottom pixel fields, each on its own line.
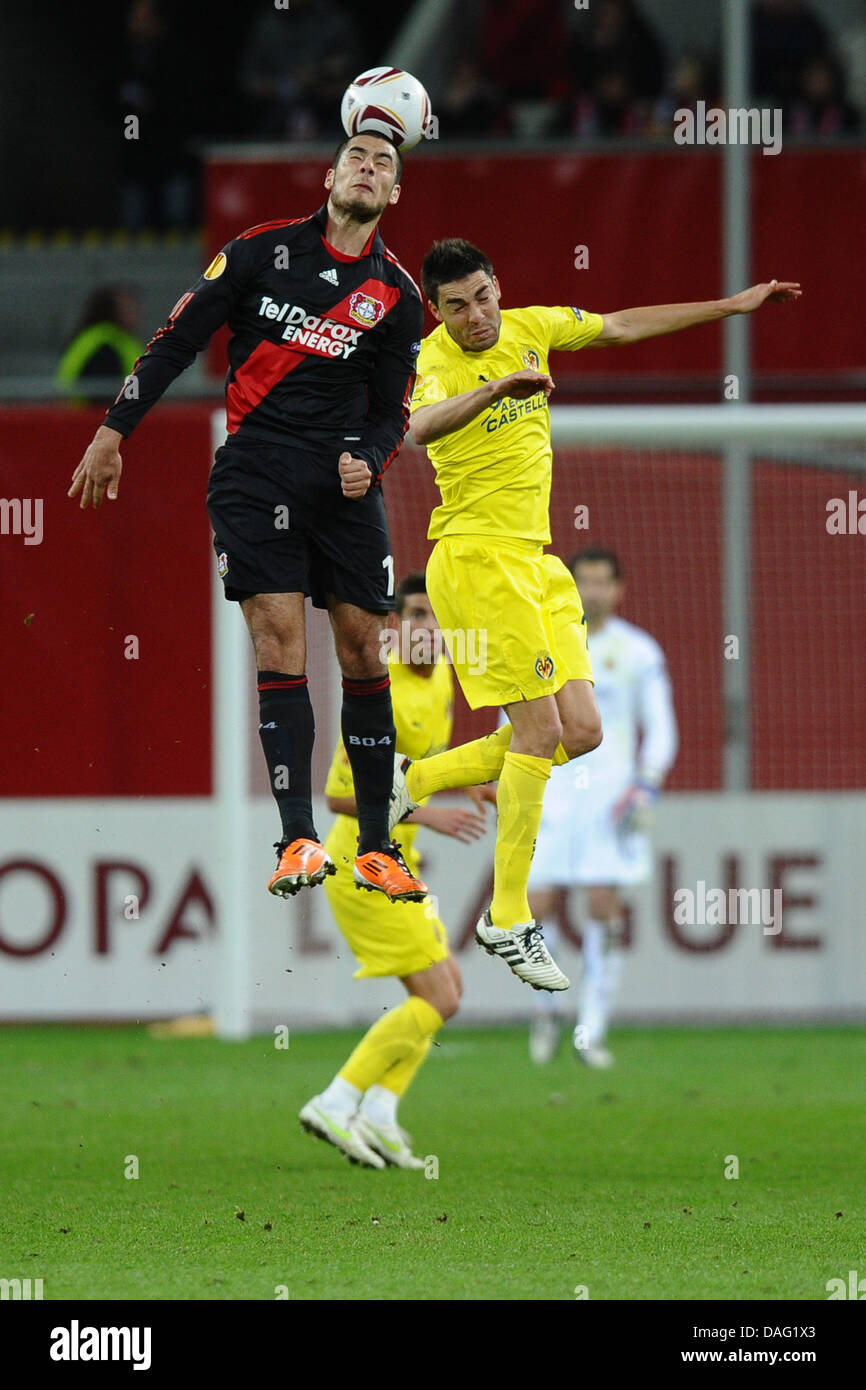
left=323, top=838, right=450, bottom=979
left=425, top=536, right=594, bottom=710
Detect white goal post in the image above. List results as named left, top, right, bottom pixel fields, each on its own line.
left=210, top=404, right=866, bottom=1039
left=548, top=404, right=866, bottom=447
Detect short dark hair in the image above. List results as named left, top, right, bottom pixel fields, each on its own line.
left=421, top=239, right=495, bottom=305
left=395, top=571, right=427, bottom=613
left=330, top=134, right=403, bottom=184
left=569, top=546, right=622, bottom=580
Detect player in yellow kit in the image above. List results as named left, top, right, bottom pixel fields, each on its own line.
left=387, top=238, right=801, bottom=992
left=299, top=572, right=490, bottom=1170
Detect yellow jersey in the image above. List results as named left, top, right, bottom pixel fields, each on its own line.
left=410, top=305, right=603, bottom=543
left=324, top=653, right=454, bottom=864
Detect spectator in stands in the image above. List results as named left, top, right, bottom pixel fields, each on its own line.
left=437, top=59, right=508, bottom=140
left=477, top=0, right=569, bottom=135
left=480, top=0, right=569, bottom=101
left=57, top=287, right=144, bottom=405
left=570, top=0, right=665, bottom=101
left=571, top=67, right=650, bottom=138
left=562, top=0, right=665, bottom=136
left=788, top=54, right=861, bottom=135
left=839, top=3, right=866, bottom=120
left=651, top=52, right=719, bottom=136
left=116, top=0, right=197, bottom=230
left=238, top=0, right=360, bottom=139
left=751, top=0, right=830, bottom=105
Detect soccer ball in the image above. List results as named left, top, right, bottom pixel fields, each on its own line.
left=341, top=67, right=432, bottom=151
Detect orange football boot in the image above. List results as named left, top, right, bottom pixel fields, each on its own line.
left=268, top=838, right=336, bottom=898
left=353, top=843, right=428, bottom=902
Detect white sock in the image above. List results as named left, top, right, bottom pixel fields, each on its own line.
left=579, top=920, right=624, bottom=1045
left=578, top=919, right=607, bottom=1045
left=602, top=945, right=624, bottom=1037
left=319, top=1074, right=362, bottom=1120
left=359, top=1084, right=399, bottom=1128
left=534, top=917, right=561, bottom=1015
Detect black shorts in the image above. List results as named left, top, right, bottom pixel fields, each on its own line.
left=206, top=437, right=396, bottom=612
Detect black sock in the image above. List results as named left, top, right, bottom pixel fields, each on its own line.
left=257, top=671, right=316, bottom=847
left=341, top=674, right=396, bottom=855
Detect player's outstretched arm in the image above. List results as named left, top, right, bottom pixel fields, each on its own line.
left=587, top=279, right=801, bottom=348
left=68, top=425, right=124, bottom=510
left=410, top=368, right=554, bottom=446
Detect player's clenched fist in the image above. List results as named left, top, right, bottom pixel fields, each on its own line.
left=338, top=451, right=372, bottom=499
left=493, top=368, right=555, bottom=401
left=68, top=425, right=124, bottom=510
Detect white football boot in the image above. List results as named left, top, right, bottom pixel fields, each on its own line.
left=354, top=1115, right=425, bottom=1170
left=475, top=911, right=570, bottom=992
left=388, top=754, right=420, bottom=835
left=573, top=1029, right=615, bottom=1069
left=299, top=1096, right=385, bottom=1169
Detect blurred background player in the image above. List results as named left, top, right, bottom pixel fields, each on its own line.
left=527, top=547, right=678, bottom=1068
left=300, top=572, right=491, bottom=1169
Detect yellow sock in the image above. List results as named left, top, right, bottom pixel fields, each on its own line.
left=489, top=750, right=551, bottom=929
left=339, top=996, right=443, bottom=1092
left=406, top=723, right=512, bottom=800
left=379, top=1034, right=433, bottom=1098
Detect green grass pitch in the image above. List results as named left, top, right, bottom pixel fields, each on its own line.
left=1, top=1023, right=863, bottom=1301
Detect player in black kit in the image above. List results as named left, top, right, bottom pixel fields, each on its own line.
left=68, top=135, right=428, bottom=904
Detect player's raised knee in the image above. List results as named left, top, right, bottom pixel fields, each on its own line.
left=437, top=988, right=460, bottom=1021
left=509, top=705, right=563, bottom=759
left=581, top=717, right=603, bottom=754
left=429, top=978, right=461, bottom=1021
left=562, top=717, right=603, bottom=759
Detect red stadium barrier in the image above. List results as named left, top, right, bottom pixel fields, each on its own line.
left=3, top=409, right=864, bottom=796
left=205, top=148, right=866, bottom=391
left=1, top=405, right=215, bottom=796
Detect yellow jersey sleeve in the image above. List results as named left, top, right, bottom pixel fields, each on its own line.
left=409, top=359, right=452, bottom=412
left=324, top=737, right=355, bottom=801
left=523, top=305, right=604, bottom=352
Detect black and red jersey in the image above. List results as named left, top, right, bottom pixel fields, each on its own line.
left=103, top=203, right=424, bottom=482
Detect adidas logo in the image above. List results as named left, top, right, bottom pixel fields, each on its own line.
left=319, top=268, right=339, bottom=286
